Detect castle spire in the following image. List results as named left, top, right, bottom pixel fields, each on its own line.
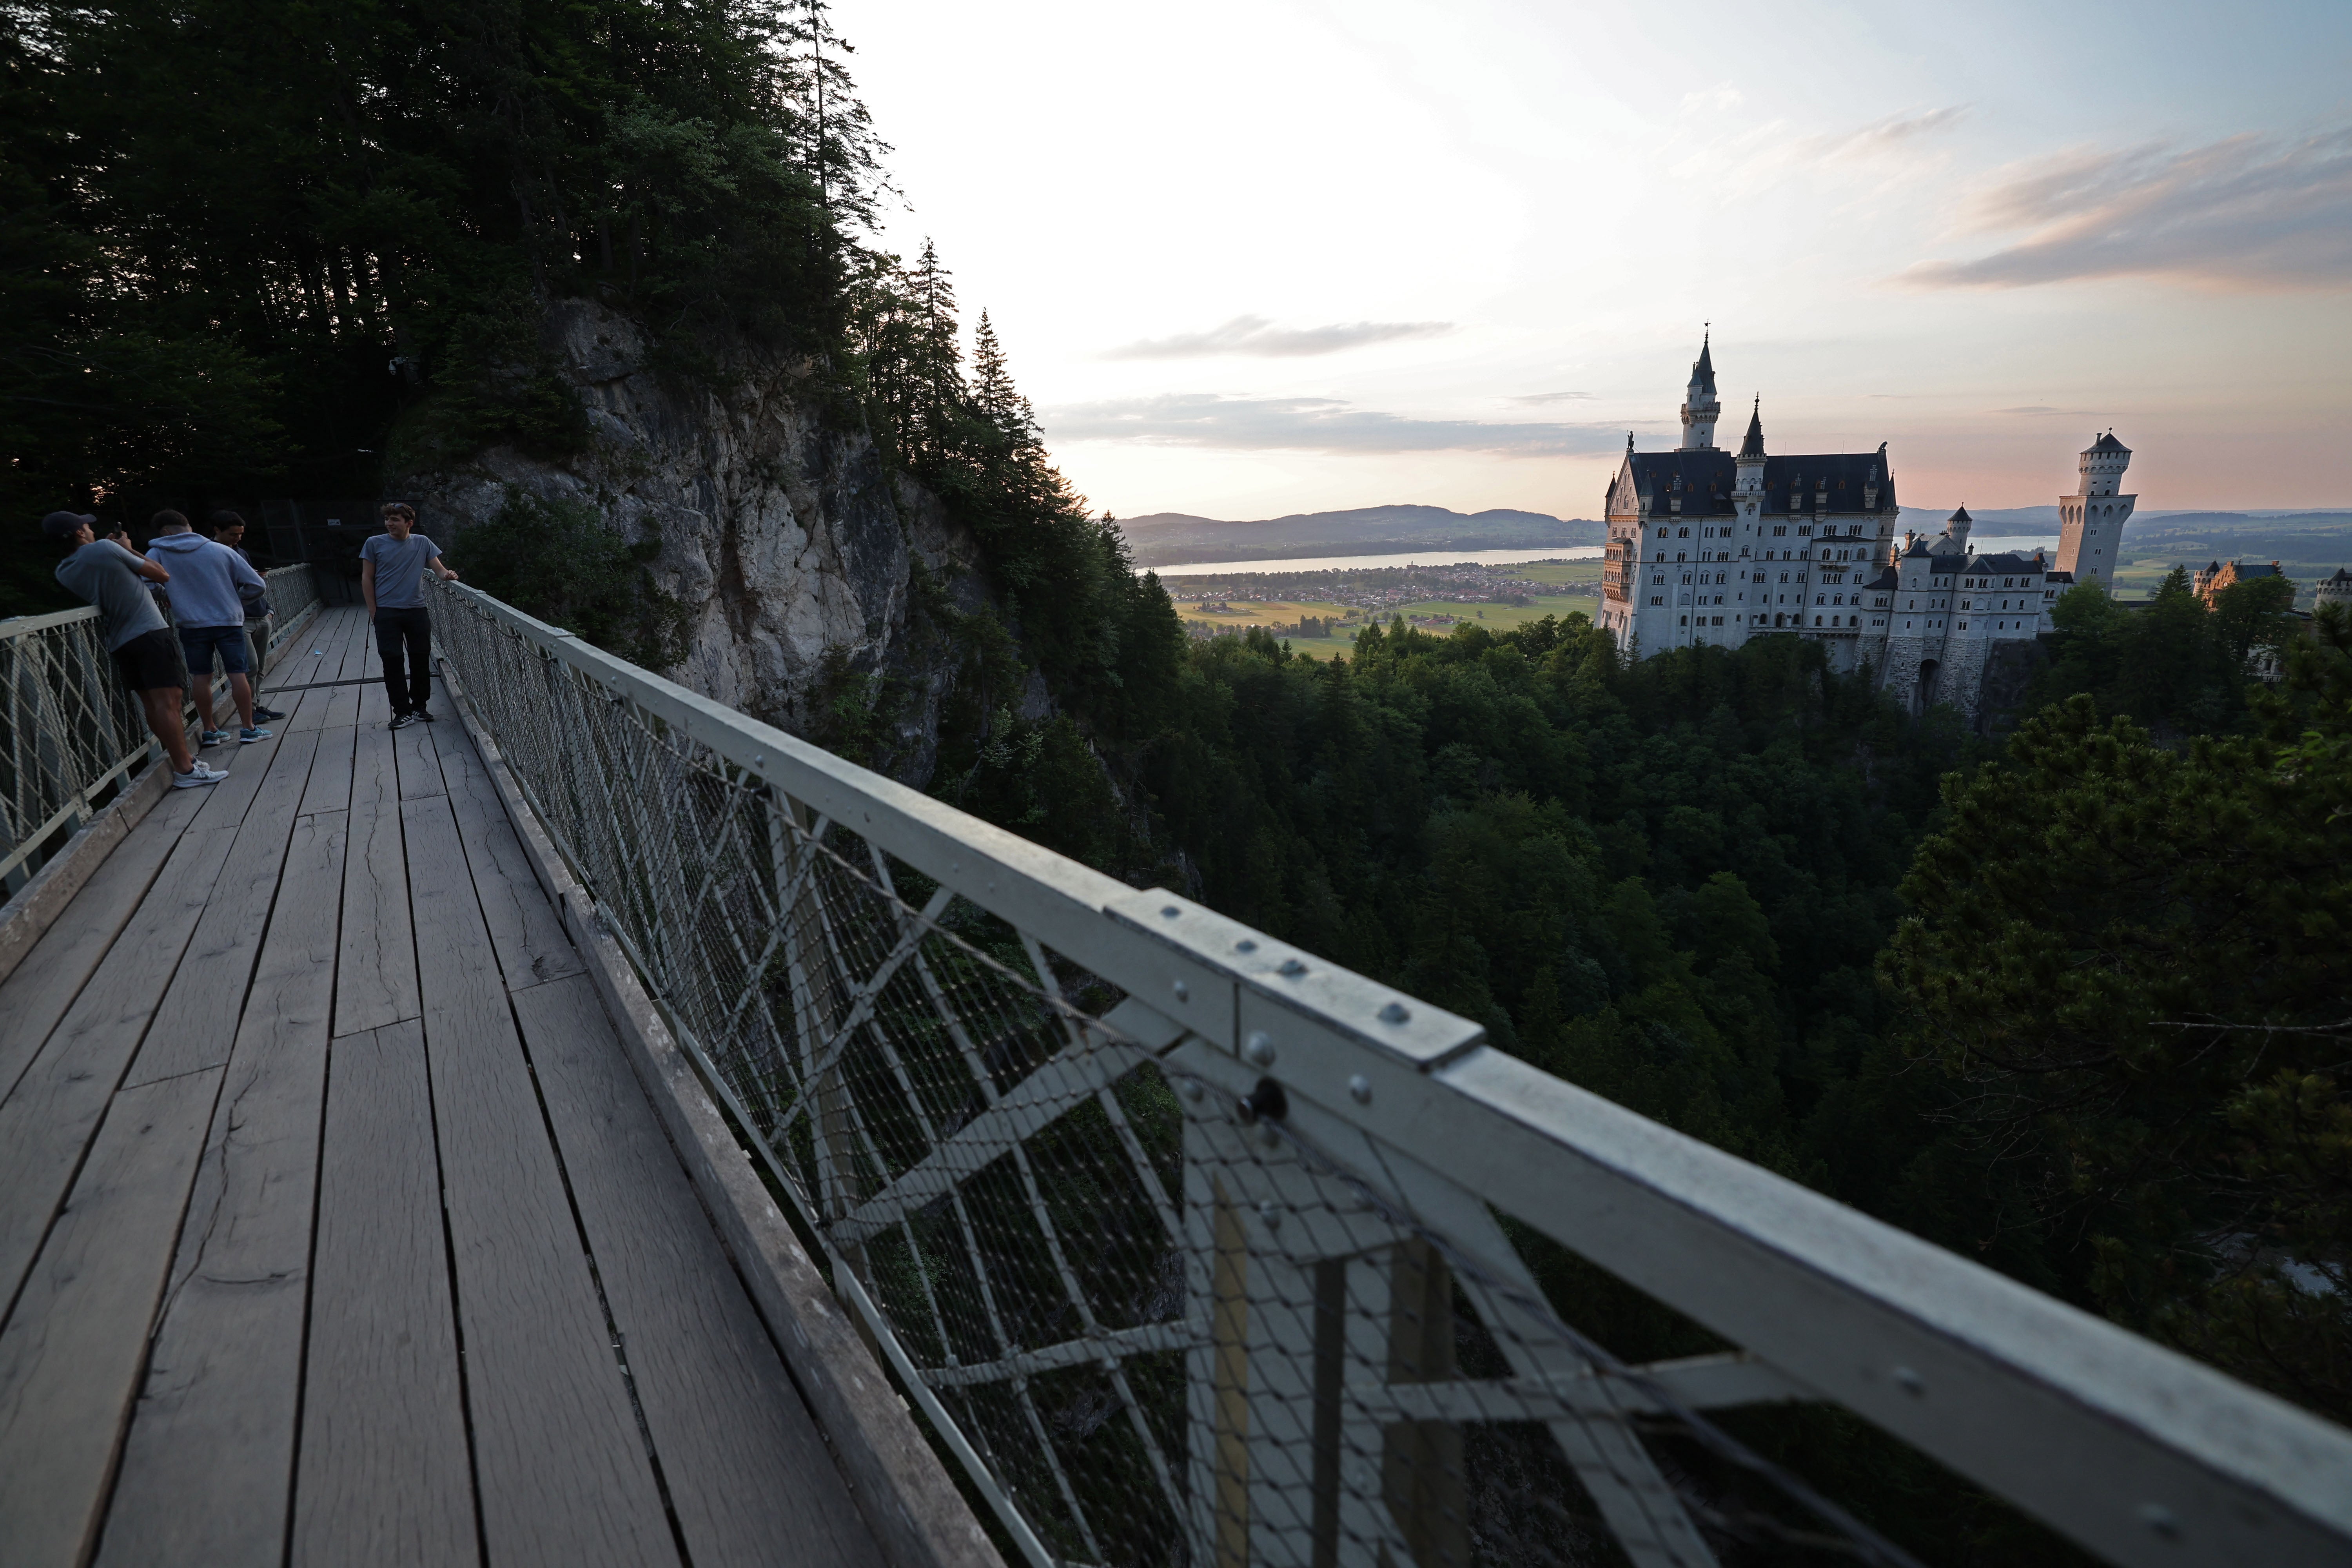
left=1737, top=396, right=1764, bottom=459
left=1679, top=327, right=1721, bottom=450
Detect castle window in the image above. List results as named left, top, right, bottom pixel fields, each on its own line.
left=1773, top=525, right=1786, bottom=536
left=1677, top=527, right=1689, bottom=537
left=1798, top=525, right=1812, bottom=536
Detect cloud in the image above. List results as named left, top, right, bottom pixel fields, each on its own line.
left=1992, top=405, right=2095, bottom=416
left=1102, top=315, right=1454, bottom=359
left=1795, top=105, right=1971, bottom=166
left=1509, top=390, right=1594, bottom=405
left=1041, top=393, right=1630, bottom=456
left=1668, top=104, right=1968, bottom=186
left=1901, top=126, right=2352, bottom=290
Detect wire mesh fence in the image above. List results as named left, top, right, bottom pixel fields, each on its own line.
left=0, top=564, right=322, bottom=891
left=424, top=578, right=2352, bottom=1568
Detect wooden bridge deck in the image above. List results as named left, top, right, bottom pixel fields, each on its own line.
left=0, top=608, right=887, bottom=1568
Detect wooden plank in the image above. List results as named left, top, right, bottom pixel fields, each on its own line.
left=403, top=792, right=675, bottom=1567
left=292, top=1020, right=479, bottom=1568
left=0, top=822, right=239, bottom=1326
left=0, top=1068, right=222, bottom=1568
left=334, top=724, right=417, bottom=1036
left=516, top=974, right=886, bottom=1568
left=121, top=728, right=320, bottom=1088
left=0, top=782, right=211, bottom=1105
left=394, top=711, right=444, bottom=800
left=299, top=722, right=357, bottom=817
left=436, top=735, right=584, bottom=991
left=96, top=808, right=345, bottom=1566
left=354, top=613, right=392, bottom=730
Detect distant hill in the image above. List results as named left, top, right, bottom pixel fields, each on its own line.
left=1118, top=505, right=1604, bottom=567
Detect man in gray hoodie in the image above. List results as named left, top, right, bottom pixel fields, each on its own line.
left=146, top=510, right=271, bottom=746
left=45, top=511, right=226, bottom=789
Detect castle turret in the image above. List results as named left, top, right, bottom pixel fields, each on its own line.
left=1734, top=397, right=1765, bottom=491
left=2057, top=431, right=2135, bottom=593
left=1944, top=505, right=1973, bottom=554
left=1679, top=330, right=1720, bottom=450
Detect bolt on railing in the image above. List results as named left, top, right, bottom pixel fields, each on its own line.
left=0, top=563, right=322, bottom=891
left=421, top=574, right=2352, bottom=1568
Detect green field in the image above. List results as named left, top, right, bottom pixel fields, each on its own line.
left=1281, top=592, right=1598, bottom=660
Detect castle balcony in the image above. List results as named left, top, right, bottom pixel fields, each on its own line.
left=0, top=575, right=2346, bottom=1568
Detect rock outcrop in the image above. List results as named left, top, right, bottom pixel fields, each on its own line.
left=397, top=298, right=986, bottom=781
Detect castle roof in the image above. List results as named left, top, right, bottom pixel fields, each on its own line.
left=1966, top=552, right=2051, bottom=575
left=1620, top=448, right=1893, bottom=516
left=1737, top=399, right=1765, bottom=459
left=2085, top=431, right=2130, bottom=456
left=1949, top=505, right=1972, bottom=524
left=1865, top=566, right=1899, bottom=590
left=2327, top=568, right=2352, bottom=584
left=1691, top=333, right=1716, bottom=394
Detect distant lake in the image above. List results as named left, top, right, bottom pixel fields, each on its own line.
left=1144, top=546, right=1606, bottom=578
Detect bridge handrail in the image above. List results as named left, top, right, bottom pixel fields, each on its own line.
left=423, top=574, right=2351, bottom=1568
left=0, top=563, right=322, bottom=889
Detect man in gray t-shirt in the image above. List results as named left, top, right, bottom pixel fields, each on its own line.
left=359, top=503, right=459, bottom=728
left=44, top=510, right=224, bottom=788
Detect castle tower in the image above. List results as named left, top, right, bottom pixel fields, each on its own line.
left=2057, top=431, right=2135, bottom=593
left=1946, top=505, right=1973, bottom=554
left=1679, top=330, right=1720, bottom=450
left=1735, top=397, right=1766, bottom=491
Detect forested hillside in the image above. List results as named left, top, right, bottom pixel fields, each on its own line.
left=9, top=1, right=2346, bottom=1554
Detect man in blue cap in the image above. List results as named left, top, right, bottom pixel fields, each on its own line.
left=45, top=510, right=227, bottom=789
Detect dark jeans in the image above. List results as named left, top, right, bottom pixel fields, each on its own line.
left=375, top=605, right=432, bottom=714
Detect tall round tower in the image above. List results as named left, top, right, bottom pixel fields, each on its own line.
left=2056, top=431, right=2136, bottom=593
left=1679, top=330, right=1720, bottom=450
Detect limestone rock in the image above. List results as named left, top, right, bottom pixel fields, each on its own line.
left=396, top=298, right=986, bottom=783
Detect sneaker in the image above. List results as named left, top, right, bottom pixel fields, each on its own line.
left=199, top=729, right=228, bottom=748
left=171, top=761, right=228, bottom=789
left=414, top=708, right=436, bottom=723
left=252, top=704, right=286, bottom=722
left=389, top=712, right=417, bottom=730
left=239, top=725, right=272, bottom=743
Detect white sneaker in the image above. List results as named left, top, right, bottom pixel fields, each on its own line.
left=172, top=761, right=229, bottom=789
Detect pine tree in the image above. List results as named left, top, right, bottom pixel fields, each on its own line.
left=970, top=309, right=1036, bottom=448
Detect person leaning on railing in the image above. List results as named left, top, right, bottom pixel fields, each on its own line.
left=359, top=501, right=460, bottom=731
left=42, top=510, right=228, bottom=790
left=207, top=509, right=286, bottom=723
left=145, top=510, right=272, bottom=748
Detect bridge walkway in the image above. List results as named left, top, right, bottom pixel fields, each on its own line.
left=0, top=607, right=888, bottom=1568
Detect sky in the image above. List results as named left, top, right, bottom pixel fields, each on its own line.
left=829, top=0, right=2352, bottom=521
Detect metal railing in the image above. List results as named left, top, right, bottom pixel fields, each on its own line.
left=433, top=578, right=2343, bottom=1566
left=0, top=563, right=321, bottom=890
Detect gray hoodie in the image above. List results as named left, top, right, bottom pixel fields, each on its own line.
left=146, top=532, right=265, bottom=629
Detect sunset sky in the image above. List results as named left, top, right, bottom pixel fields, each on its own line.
left=833, top=0, right=2352, bottom=521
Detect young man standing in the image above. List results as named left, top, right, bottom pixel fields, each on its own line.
left=208, top=509, right=284, bottom=721
left=145, top=510, right=271, bottom=746
left=45, top=511, right=227, bottom=789
left=359, top=502, right=460, bottom=730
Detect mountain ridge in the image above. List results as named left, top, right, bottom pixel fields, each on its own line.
left=1117, top=504, right=1604, bottom=567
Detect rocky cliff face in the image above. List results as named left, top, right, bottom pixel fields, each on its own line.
left=397, top=298, right=987, bottom=782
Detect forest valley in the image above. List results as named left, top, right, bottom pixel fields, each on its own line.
left=7, top=1, right=2346, bottom=1558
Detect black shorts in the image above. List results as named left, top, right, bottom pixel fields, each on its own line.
left=111, top=628, right=184, bottom=694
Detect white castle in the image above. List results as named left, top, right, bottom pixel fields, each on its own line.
left=1596, top=335, right=2134, bottom=717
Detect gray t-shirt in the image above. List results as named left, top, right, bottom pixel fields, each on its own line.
left=56, top=541, right=170, bottom=650
left=361, top=532, right=441, bottom=610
